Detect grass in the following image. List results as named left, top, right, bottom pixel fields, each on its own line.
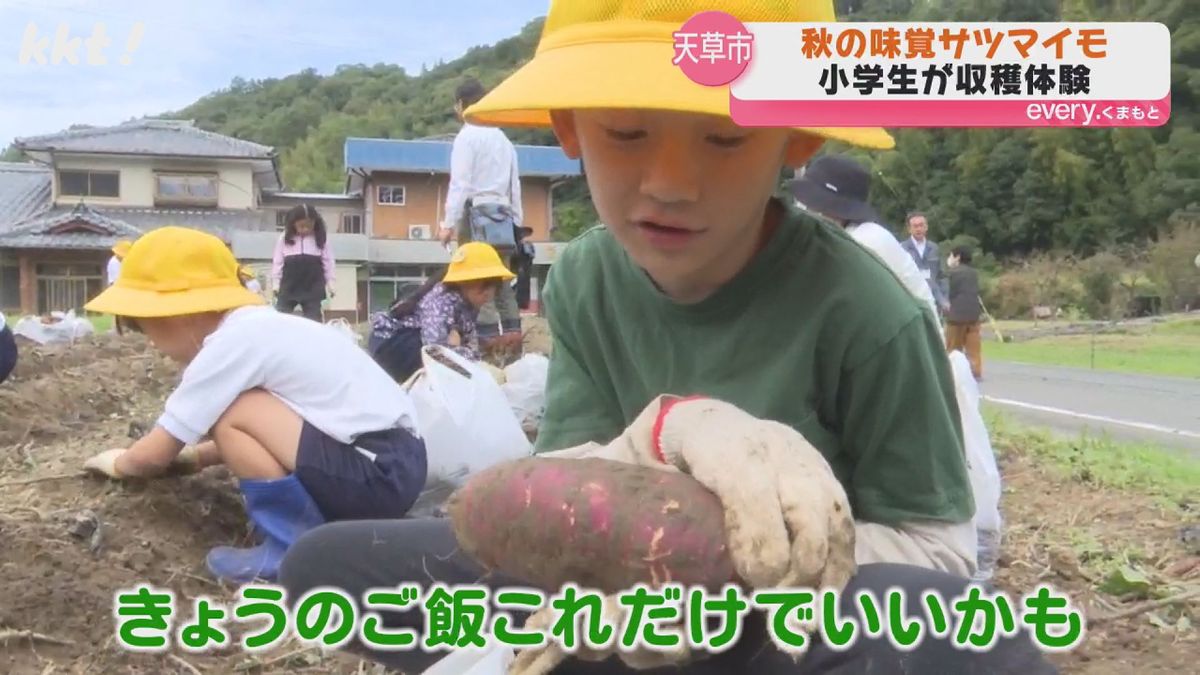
left=983, top=317, right=1200, bottom=379
left=985, top=407, right=1200, bottom=509
left=87, top=314, right=113, bottom=333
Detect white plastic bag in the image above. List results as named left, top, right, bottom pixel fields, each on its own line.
left=405, top=345, right=532, bottom=488
left=421, top=639, right=515, bottom=675
left=500, top=353, right=550, bottom=433
left=948, top=350, right=1003, bottom=581
left=12, top=310, right=95, bottom=345
left=324, top=317, right=361, bottom=345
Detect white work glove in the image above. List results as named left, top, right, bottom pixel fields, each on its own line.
left=544, top=395, right=856, bottom=589
left=523, top=396, right=857, bottom=669
left=83, top=448, right=126, bottom=479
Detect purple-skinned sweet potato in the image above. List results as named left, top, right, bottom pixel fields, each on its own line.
left=446, top=457, right=734, bottom=593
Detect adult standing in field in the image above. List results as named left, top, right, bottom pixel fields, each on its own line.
left=437, top=77, right=524, bottom=347
left=946, top=245, right=985, bottom=380
left=902, top=211, right=950, bottom=316
left=272, top=204, right=336, bottom=322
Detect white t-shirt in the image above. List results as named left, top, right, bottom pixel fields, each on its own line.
left=157, top=306, right=420, bottom=445
left=106, top=256, right=122, bottom=286
left=847, top=222, right=943, bottom=336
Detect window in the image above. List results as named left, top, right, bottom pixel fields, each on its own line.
left=154, top=173, right=218, bottom=207
left=34, top=262, right=104, bottom=314
left=377, top=185, right=405, bottom=206
left=340, top=214, right=364, bottom=234
left=275, top=210, right=289, bottom=230
left=58, top=170, right=119, bottom=198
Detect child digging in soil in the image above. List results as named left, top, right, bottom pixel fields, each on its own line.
left=80, top=226, right=427, bottom=584
left=278, top=2, right=1056, bottom=673
left=367, top=242, right=515, bottom=383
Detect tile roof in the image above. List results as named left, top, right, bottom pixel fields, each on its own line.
left=0, top=203, right=143, bottom=250
left=0, top=204, right=269, bottom=250
left=344, top=137, right=582, bottom=178
left=0, top=162, right=52, bottom=231
left=14, top=119, right=275, bottom=160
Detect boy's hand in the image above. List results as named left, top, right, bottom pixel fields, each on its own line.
left=83, top=448, right=126, bottom=479
left=613, top=396, right=858, bottom=594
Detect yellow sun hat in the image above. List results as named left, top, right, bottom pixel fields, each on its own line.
left=111, top=240, right=133, bottom=258
left=465, top=0, right=894, bottom=150
left=85, top=226, right=266, bottom=318
left=443, top=242, right=516, bottom=284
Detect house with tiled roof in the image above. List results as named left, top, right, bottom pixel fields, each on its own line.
left=0, top=119, right=293, bottom=315
left=0, top=120, right=582, bottom=319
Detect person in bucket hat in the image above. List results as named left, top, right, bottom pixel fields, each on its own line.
left=790, top=153, right=942, bottom=329
left=367, top=241, right=515, bottom=383
left=80, top=226, right=427, bottom=585
left=280, top=3, right=1056, bottom=674
left=794, top=153, right=1004, bottom=580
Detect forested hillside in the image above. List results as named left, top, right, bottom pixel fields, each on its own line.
left=6, top=1, right=1192, bottom=260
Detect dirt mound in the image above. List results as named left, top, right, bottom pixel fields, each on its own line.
left=0, top=337, right=179, bottom=447
left=9, top=333, right=156, bottom=382
left=995, top=450, right=1198, bottom=674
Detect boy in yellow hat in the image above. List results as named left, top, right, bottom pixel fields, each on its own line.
left=280, top=3, right=1056, bottom=673
left=80, top=226, right=427, bottom=584
left=367, top=242, right=515, bottom=383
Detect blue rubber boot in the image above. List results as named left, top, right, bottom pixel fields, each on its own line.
left=206, top=475, right=326, bottom=584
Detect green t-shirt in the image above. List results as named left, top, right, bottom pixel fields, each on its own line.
left=535, top=200, right=974, bottom=526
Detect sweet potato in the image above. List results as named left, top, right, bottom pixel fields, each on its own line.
left=447, top=457, right=734, bottom=593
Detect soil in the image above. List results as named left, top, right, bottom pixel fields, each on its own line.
left=1, top=321, right=1194, bottom=674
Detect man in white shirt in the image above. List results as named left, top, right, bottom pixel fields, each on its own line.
left=437, top=78, right=523, bottom=343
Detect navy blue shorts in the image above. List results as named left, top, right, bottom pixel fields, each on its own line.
left=294, top=421, right=428, bottom=522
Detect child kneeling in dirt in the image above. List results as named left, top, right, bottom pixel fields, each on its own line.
left=80, top=226, right=427, bottom=584
left=0, top=311, right=17, bottom=385
left=367, top=242, right=514, bottom=383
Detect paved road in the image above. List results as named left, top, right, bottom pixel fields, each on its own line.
left=980, top=361, right=1200, bottom=455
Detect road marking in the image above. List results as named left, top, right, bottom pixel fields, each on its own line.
left=983, top=396, right=1200, bottom=441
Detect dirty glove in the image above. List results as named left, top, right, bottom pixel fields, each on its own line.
left=576, top=395, right=857, bottom=591
left=83, top=448, right=126, bottom=479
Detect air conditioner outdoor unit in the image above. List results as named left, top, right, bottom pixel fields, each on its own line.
left=409, top=224, right=431, bottom=240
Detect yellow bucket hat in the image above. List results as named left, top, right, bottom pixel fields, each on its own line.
left=465, top=0, right=893, bottom=150
left=443, top=242, right=516, bottom=284
left=111, top=240, right=133, bottom=258
left=85, top=226, right=266, bottom=318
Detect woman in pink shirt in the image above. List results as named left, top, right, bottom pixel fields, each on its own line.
left=272, top=204, right=335, bottom=321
